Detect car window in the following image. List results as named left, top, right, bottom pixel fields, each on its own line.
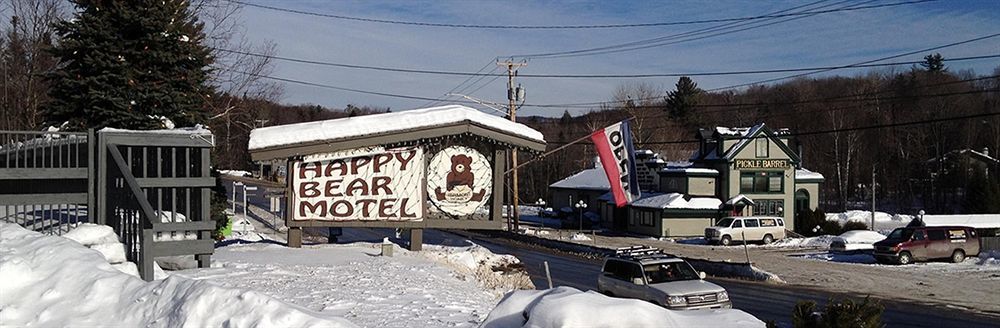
left=745, top=219, right=760, bottom=228
left=760, top=218, right=776, bottom=227
left=927, top=229, right=946, bottom=241
left=603, top=260, right=618, bottom=276
left=644, top=262, right=699, bottom=283
left=912, top=230, right=925, bottom=241
left=777, top=219, right=784, bottom=226
left=715, top=218, right=734, bottom=227
left=627, top=263, right=644, bottom=282
left=732, top=220, right=742, bottom=228
left=948, top=229, right=967, bottom=239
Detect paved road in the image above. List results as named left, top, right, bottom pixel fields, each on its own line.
left=224, top=177, right=998, bottom=327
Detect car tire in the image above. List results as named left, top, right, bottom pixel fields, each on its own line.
left=720, top=235, right=732, bottom=246
left=762, top=234, right=774, bottom=244
left=897, top=252, right=913, bottom=265
left=951, top=249, right=965, bottom=263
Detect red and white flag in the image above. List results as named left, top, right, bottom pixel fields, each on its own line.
left=590, top=120, right=640, bottom=207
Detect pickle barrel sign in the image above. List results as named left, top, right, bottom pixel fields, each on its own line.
left=292, top=146, right=424, bottom=221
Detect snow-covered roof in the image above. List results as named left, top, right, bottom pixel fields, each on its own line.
left=631, top=193, right=722, bottom=210
left=725, top=194, right=755, bottom=205
left=795, top=168, right=825, bottom=181
left=922, top=214, right=1000, bottom=229
left=928, top=148, right=999, bottom=165
left=715, top=127, right=752, bottom=137
left=660, top=167, right=720, bottom=175
left=248, top=105, right=545, bottom=151
left=722, top=124, right=766, bottom=158
left=549, top=167, right=609, bottom=191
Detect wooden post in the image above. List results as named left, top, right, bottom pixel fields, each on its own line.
left=288, top=227, right=302, bottom=248
left=409, top=228, right=423, bottom=251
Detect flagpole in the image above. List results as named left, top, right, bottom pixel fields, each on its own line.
left=504, top=116, right=635, bottom=174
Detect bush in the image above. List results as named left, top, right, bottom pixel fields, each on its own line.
left=841, top=221, right=869, bottom=232
left=792, top=297, right=884, bottom=328
left=820, top=220, right=843, bottom=236
left=796, top=208, right=828, bottom=237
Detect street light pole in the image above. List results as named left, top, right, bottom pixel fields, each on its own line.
left=575, top=200, right=588, bottom=234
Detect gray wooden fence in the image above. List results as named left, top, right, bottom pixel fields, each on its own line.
left=0, top=129, right=216, bottom=281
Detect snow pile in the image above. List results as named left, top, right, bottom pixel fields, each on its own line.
left=826, top=211, right=912, bottom=232
left=0, top=222, right=355, bottom=328
left=420, top=243, right=535, bottom=295
left=569, top=232, right=592, bottom=241
left=522, top=227, right=551, bottom=236
left=61, top=223, right=138, bottom=277
left=978, top=251, right=1000, bottom=266
left=249, top=105, right=545, bottom=151
left=481, top=287, right=764, bottom=328
left=219, top=169, right=252, bottom=177
left=767, top=235, right=837, bottom=248
left=830, top=230, right=885, bottom=251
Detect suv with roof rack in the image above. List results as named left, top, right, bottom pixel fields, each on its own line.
left=597, top=246, right=731, bottom=310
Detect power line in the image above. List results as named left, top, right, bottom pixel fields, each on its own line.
left=212, top=48, right=999, bottom=79
left=226, top=0, right=933, bottom=30
left=708, top=32, right=1000, bottom=92
left=513, top=0, right=863, bottom=59
left=545, top=111, right=1000, bottom=146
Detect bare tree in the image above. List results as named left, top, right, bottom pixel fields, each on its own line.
left=1, top=0, right=65, bottom=130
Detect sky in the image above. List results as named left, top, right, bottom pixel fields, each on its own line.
left=228, top=0, right=1000, bottom=117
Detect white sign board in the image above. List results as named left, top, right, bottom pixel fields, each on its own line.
left=426, top=146, right=492, bottom=216
left=292, top=146, right=424, bottom=221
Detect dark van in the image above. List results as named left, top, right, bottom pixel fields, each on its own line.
left=873, top=226, right=979, bottom=265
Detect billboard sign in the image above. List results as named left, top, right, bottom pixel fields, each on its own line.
left=292, top=146, right=424, bottom=221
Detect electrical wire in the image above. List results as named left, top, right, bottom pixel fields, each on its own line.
left=225, top=0, right=933, bottom=30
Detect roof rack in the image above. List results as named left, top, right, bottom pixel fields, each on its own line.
left=614, top=246, right=672, bottom=261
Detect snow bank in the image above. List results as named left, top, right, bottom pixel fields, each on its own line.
left=569, top=232, right=592, bottom=241
left=61, top=223, right=119, bottom=246
left=826, top=211, right=911, bottom=232
left=767, top=235, right=837, bottom=248
left=978, top=251, right=1000, bottom=266
left=481, top=287, right=764, bottom=328
left=0, top=222, right=355, bottom=328
left=420, top=243, right=534, bottom=295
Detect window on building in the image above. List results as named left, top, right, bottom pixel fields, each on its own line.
left=740, top=171, right=784, bottom=193
left=755, top=199, right=784, bottom=216
left=755, top=138, right=769, bottom=158
left=641, top=211, right=655, bottom=226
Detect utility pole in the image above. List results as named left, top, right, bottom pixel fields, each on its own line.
left=498, top=59, right=526, bottom=232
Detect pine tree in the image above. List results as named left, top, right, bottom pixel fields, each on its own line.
left=665, top=76, right=702, bottom=121
left=920, top=53, right=946, bottom=73
left=46, top=0, right=215, bottom=130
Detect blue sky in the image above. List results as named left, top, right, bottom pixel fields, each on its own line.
left=233, top=0, right=1000, bottom=117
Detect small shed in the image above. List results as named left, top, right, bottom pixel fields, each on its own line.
left=248, top=105, right=545, bottom=249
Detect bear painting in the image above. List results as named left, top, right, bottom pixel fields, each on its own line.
left=435, top=154, right=486, bottom=202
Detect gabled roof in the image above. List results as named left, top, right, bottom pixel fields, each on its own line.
left=722, top=123, right=801, bottom=163
left=249, top=105, right=545, bottom=160
left=549, top=167, right=610, bottom=191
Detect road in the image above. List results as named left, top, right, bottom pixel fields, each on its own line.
left=224, top=177, right=999, bottom=327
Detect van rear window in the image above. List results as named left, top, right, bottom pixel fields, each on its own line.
left=760, top=219, right=776, bottom=227
left=948, top=229, right=967, bottom=239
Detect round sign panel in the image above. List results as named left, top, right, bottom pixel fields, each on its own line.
left=427, top=146, right=493, bottom=216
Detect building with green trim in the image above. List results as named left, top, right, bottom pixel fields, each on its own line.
left=549, top=123, right=825, bottom=238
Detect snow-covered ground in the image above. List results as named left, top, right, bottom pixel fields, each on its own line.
left=0, top=222, right=354, bottom=327
left=481, top=287, right=764, bottom=328
left=797, top=250, right=1000, bottom=277
left=174, top=242, right=503, bottom=328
